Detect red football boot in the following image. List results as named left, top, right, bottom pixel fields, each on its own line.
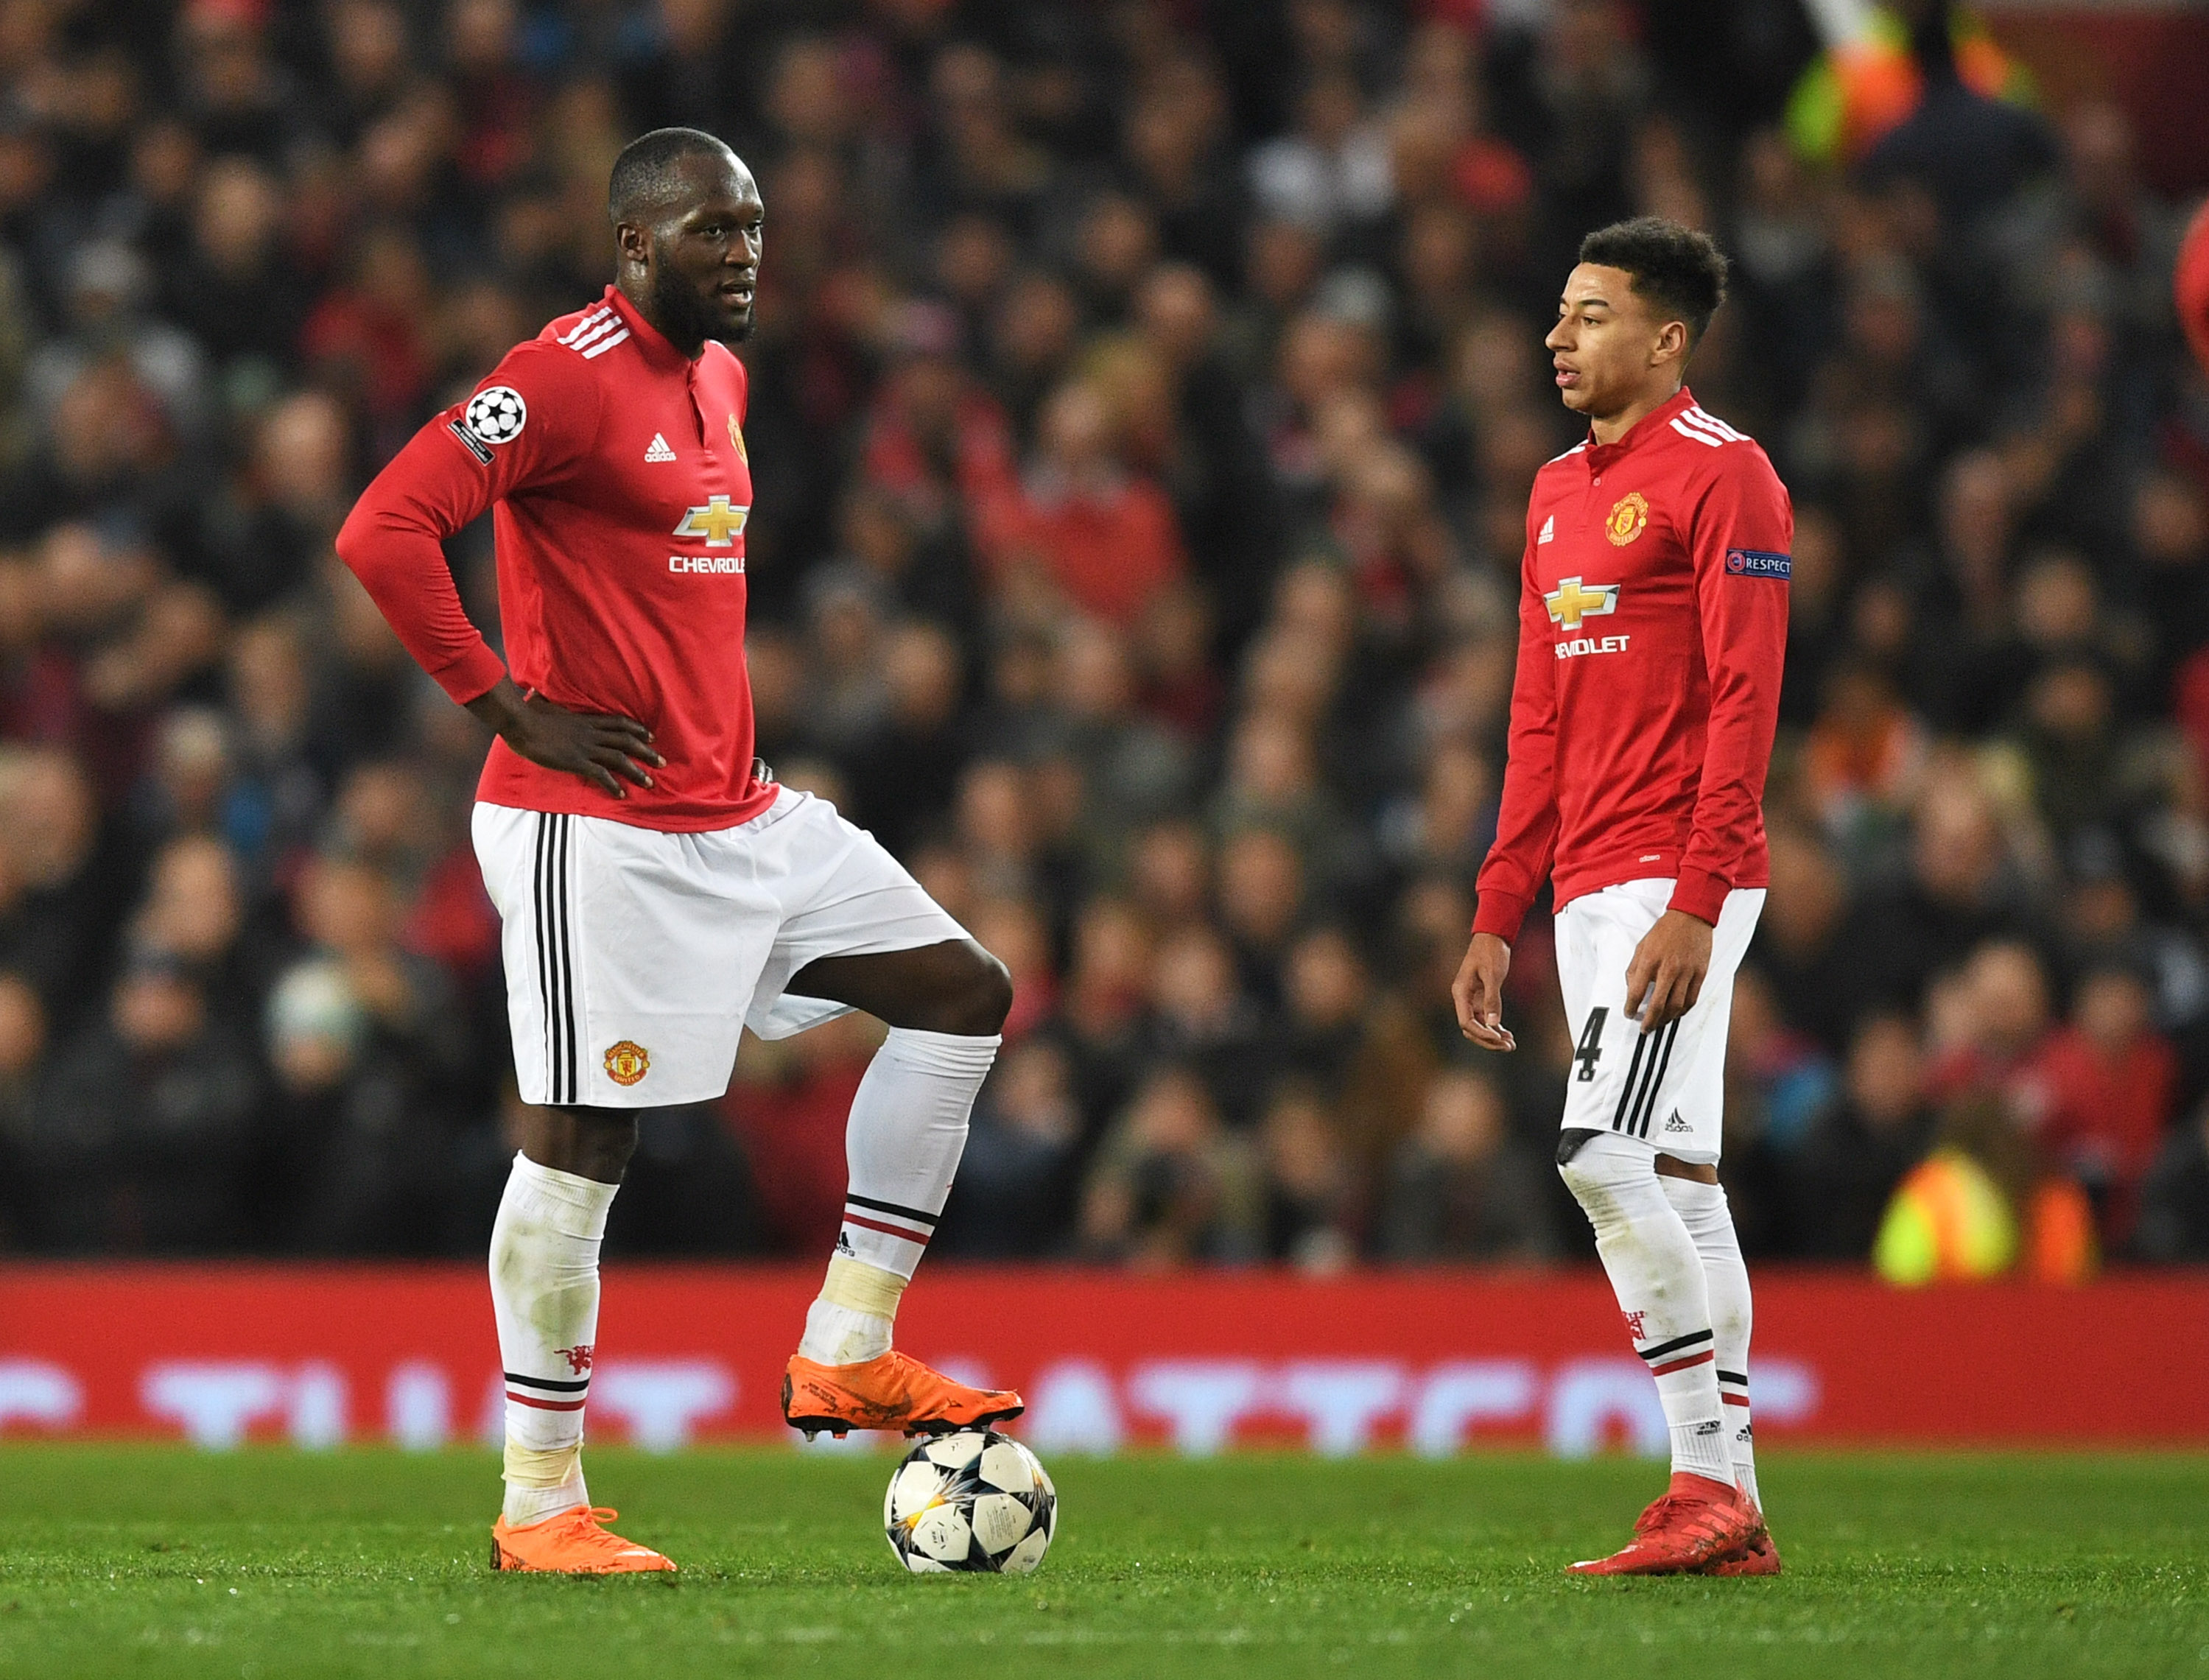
left=1567, top=1472, right=1759, bottom=1576
left=1699, top=1514, right=1783, bottom=1576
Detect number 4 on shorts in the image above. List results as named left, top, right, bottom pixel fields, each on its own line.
left=1574, top=1007, right=1607, bottom=1081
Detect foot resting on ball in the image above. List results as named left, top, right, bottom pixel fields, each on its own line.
left=490, top=1505, right=676, bottom=1573
left=1566, top=1472, right=1758, bottom=1575
left=783, top=1350, right=1024, bottom=1439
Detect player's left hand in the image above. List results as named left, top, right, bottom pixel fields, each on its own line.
left=1624, top=910, right=1713, bottom=1033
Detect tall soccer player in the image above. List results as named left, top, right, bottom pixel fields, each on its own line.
left=337, top=129, right=1023, bottom=1573
left=1453, top=218, right=1790, bottom=1575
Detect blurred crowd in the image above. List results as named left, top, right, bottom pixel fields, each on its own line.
left=3, top=0, right=2208, bottom=1273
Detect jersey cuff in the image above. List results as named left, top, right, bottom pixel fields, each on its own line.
left=430, top=641, right=509, bottom=706
left=1471, top=889, right=1531, bottom=945
left=1667, top=869, right=1729, bottom=926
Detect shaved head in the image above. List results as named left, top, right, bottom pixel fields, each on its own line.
left=608, top=127, right=740, bottom=230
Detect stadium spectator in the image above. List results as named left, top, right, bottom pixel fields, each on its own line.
left=1078, top=1064, right=1262, bottom=1267
left=0, top=0, right=2196, bottom=1270
left=2029, top=961, right=2179, bottom=1245
left=1787, top=1013, right=1937, bottom=1258
left=261, top=955, right=441, bottom=1252
left=24, top=952, right=262, bottom=1252
left=1257, top=1080, right=1360, bottom=1270
left=937, top=1038, right=1084, bottom=1259
left=1375, top=1066, right=1553, bottom=1262
left=2135, top=1100, right=2209, bottom=1262
left=0, top=972, right=46, bottom=1244
left=720, top=1012, right=884, bottom=1257
left=0, top=746, right=127, bottom=1035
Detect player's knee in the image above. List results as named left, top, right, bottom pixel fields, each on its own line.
left=1556, top=1127, right=1656, bottom=1206
left=540, top=1107, right=639, bottom=1183
left=943, top=946, right=1014, bottom=1037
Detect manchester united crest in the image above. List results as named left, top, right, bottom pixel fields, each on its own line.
left=1605, top=491, right=1649, bottom=546
left=603, top=1040, right=650, bottom=1086
left=727, top=412, right=746, bottom=463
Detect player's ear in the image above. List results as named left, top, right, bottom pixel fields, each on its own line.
left=614, top=218, right=651, bottom=270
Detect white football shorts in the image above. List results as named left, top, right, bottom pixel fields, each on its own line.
left=1552, top=876, right=1764, bottom=1165
left=472, top=787, right=969, bottom=1108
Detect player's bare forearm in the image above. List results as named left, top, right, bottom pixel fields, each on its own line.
left=1624, top=909, right=1712, bottom=1032
left=465, top=675, right=664, bottom=799
left=1452, top=932, right=1517, bottom=1052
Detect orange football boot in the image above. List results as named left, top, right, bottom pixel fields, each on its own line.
left=489, top=1505, right=676, bottom=1573
left=1699, top=1514, right=1783, bottom=1576
left=1566, top=1472, right=1758, bottom=1576
left=782, top=1350, right=1024, bottom=1438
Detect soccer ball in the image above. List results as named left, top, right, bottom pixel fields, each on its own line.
left=883, top=1429, right=1056, bottom=1575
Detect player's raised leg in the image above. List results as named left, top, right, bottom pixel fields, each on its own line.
left=778, top=938, right=1026, bottom=1438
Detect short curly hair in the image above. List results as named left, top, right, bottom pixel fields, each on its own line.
left=1578, top=217, right=1731, bottom=343
left=608, top=127, right=740, bottom=228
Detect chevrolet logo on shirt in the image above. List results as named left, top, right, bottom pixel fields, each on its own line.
left=1544, top=577, right=1620, bottom=631
left=672, top=496, right=748, bottom=546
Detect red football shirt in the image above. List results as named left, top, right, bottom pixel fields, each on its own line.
left=1473, top=387, right=1793, bottom=940
left=336, top=285, right=776, bottom=831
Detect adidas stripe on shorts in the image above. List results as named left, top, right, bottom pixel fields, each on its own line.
left=471, top=787, right=969, bottom=1108
left=1552, top=876, right=1764, bottom=1165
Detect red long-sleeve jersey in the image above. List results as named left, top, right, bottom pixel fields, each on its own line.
left=335, top=285, right=776, bottom=831
left=1472, top=387, right=1792, bottom=941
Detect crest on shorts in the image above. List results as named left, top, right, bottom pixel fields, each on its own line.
left=1604, top=491, right=1649, bottom=546
left=603, top=1040, right=650, bottom=1086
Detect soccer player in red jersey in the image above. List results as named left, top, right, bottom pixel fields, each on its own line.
left=337, top=130, right=1022, bottom=1574
left=1452, top=219, right=1791, bottom=1576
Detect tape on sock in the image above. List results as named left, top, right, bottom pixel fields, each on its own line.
left=819, top=1254, right=906, bottom=1321
left=503, top=1441, right=583, bottom=1488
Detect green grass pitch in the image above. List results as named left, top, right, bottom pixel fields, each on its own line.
left=2, top=1446, right=2205, bottom=1679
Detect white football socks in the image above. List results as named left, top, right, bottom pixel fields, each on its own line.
left=1663, top=1173, right=1760, bottom=1512
left=796, top=1028, right=998, bottom=1366
left=488, top=1152, right=618, bottom=1526
left=1556, top=1131, right=1732, bottom=1489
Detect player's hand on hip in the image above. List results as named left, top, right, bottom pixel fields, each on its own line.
left=1625, top=909, right=1713, bottom=1033
left=466, top=676, right=664, bottom=798
left=1452, top=932, right=1516, bottom=1052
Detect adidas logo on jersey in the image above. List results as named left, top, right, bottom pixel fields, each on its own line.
left=1668, top=404, right=1748, bottom=449
left=558, top=304, right=631, bottom=360
left=1538, top=514, right=1555, bottom=544
left=645, top=433, right=676, bottom=463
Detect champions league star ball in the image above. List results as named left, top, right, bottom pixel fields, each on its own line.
left=464, top=384, right=527, bottom=445
left=884, top=1429, right=1056, bottom=1575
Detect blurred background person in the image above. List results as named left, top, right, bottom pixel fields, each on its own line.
left=0, top=0, right=2194, bottom=1277
left=1375, top=1066, right=1554, bottom=1262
